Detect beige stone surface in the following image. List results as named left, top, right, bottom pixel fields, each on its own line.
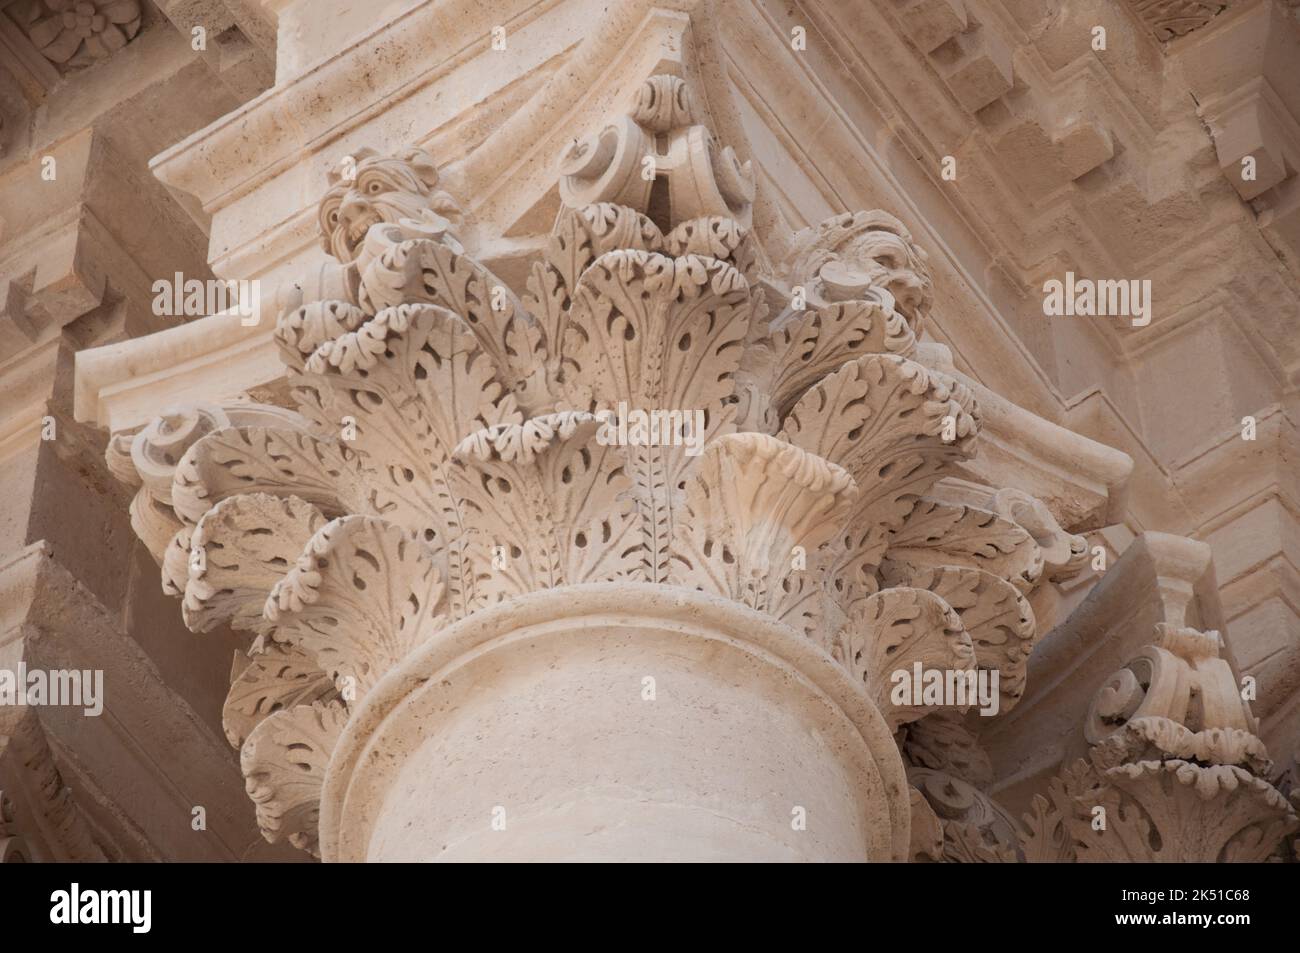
left=326, top=586, right=908, bottom=862
left=0, top=0, right=1295, bottom=863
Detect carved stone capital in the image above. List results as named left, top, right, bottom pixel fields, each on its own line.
left=99, top=137, right=1239, bottom=862
left=1024, top=622, right=1297, bottom=862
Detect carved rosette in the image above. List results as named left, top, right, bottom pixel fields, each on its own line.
left=14, top=0, right=142, bottom=69
left=113, top=93, right=1091, bottom=859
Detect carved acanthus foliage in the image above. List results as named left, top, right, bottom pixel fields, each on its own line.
left=1022, top=624, right=1298, bottom=862
left=884, top=564, right=1036, bottom=712
left=523, top=203, right=663, bottom=399
left=449, top=412, right=639, bottom=606
left=112, top=111, right=1089, bottom=856
left=1075, top=761, right=1295, bottom=862
left=779, top=354, right=980, bottom=638
left=885, top=499, right=1043, bottom=594
left=902, top=709, right=994, bottom=788
left=670, top=432, right=856, bottom=635
left=832, top=587, right=974, bottom=731
left=183, top=493, right=326, bottom=636
left=766, top=299, right=916, bottom=424
left=563, top=249, right=751, bottom=581
left=107, top=402, right=312, bottom=563
left=266, top=516, right=446, bottom=700
left=223, top=639, right=339, bottom=750
left=241, top=701, right=348, bottom=858
left=173, top=426, right=357, bottom=528
left=909, top=767, right=1023, bottom=863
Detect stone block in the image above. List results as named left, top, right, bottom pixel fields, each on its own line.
left=898, top=0, right=968, bottom=53
left=1056, top=119, right=1114, bottom=179
left=935, top=24, right=1015, bottom=112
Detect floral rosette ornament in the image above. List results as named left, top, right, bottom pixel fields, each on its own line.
left=19, top=0, right=141, bottom=67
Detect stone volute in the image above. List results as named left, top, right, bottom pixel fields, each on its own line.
left=104, top=76, right=1117, bottom=862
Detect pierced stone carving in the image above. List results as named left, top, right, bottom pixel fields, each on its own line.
left=766, top=299, right=917, bottom=424
left=183, top=493, right=326, bottom=636
left=241, top=701, right=348, bottom=858
left=222, top=640, right=338, bottom=750
left=450, top=412, right=639, bottom=605
left=834, top=586, right=975, bottom=730
left=669, top=432, right=857, bottom=635
left=265, top=516, right=447, bottom=700
left=1075, top=760, right=1294, bottom=862
left=885, top=499, right=1044, bottom=594
left=108, top=402, right=316, bottom=564
left=112, top=92, right=1212, bottom=859
left=885, top=564, right=1037, bottom=711
left=523, top=203, right=664, bottom=401
left=565, top=249, right=751, bottom=582
left=778, top=354, right=980, bottom=637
